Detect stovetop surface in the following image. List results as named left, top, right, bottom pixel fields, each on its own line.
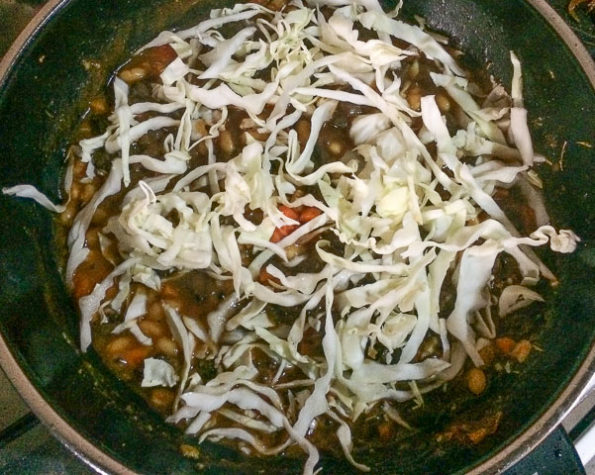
left=0, top=0, right=593, bottom=473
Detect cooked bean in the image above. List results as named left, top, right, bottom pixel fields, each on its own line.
left=119, top=67, right=147, bottom=84
left=90, top=206, right=109, bottom=226
left=85, top=227, right=100, bottom=249
left=407, top=86, right=422, bottom=111
left=466, top=367, right=487, bottom=395
left=73, top=160, right=87, bottom=178
left=245, top=129, right=269, bottom=142
left=194, top=119, right=207, bottom=138
left=151, top=388, right=175, bottom=410
left=478, top=343, right=495, bottom=366
left=296, top=119, right=311, bottom=148
left=436, top=93, right=451, bottom=113
left=59, top=201, right=78, bottom=225
left=80, top=183, right=97, bottom=203
left=147, top=300, right=166, bottom=321
left=327, top=141, right=342, bottom=155
left=77, top=119, right=93, bottom=137
left=406, top=60, right=419, bottom=80
left=139, top=319, right=166, bottom=338
left=106, top=335, right=134, bottom=358
left=156, top=337, right=179, bottom=357
left=70, top=182, right=82, bottom=201
left=219, top=129, right=235, bottom=155
left=89, top=97, right=109, bottom=115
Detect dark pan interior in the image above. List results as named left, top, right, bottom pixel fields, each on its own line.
left=0, top=0, right=594, bottom=473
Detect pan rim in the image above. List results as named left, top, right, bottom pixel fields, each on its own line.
left=0, top=0, right=594, bottom=474
left=0, top=332, right=135, bottom=474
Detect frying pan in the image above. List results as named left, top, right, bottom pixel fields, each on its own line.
left=0, top=0, right=594, bottom=473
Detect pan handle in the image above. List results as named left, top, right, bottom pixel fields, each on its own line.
left=571, top=374, right=595, bottom=469
left=504, top=375, right=595, bottom=475
left=503, top=425, right=586, bottom=475
left=573, top=409, right=595, bottom=469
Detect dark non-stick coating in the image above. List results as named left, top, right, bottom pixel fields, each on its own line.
left=0, top=0, right=594, bottom=473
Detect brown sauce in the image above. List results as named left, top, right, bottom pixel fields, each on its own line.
left=57, top=2, right=553, bottom=466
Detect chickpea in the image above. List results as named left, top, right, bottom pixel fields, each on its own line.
left=406, top=60, right=419, bottom=80
left=80, top=182, right=97, bottom=203
left=90, top=206, right=109, bottom=226
left=218, top=129, right=235, bottom=155
left=478, top=343, right=495, bottom=366
left=77, top=119, right=93, bottom=137
left=59, top=201, right=78, bottom=225
left=150, top=388, right=175, bottom=410
left=194, top=119, right=207, bottom=138
left=118, top=67, right=147, bottom=84
left=436, top=93, right=451, bottom=113
left=69, top=182, right=81, bottom=201
left=466, top=367, right=487, bottom=395
left=296, top=119, right=311, bottom=148
left=147, top=300, right=166, bottom=321
left=327, top=141, right=343, bottom=155
left=73, top=160, right=87, bottom=178
left=156, top=337, right=179, bottom=357
left=138, top=319, right=166, bottom=338
left=89, top=96, right=109, bottom=115
left=106, top=335, right=133, bottom=358
left=85, top=227, right=100, bottom=249
left=407, top=86, right=422, bottom=111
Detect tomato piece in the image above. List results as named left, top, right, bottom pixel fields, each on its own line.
left=118, top=44, right=178, bottom=84
left=299, top=207, right=322, bottom=223
left=72, top=251, right=113, bottom=299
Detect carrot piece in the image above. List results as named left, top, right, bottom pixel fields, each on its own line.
left=299, top=207, right=322, bottom=223
left=258, top=266, right=280, bottom=286
left=270, top=227, right=285, bottom=243
left=495, top=337, right=516, bottom=355
left=279, top=205, right=300, bottom=221
left=511, top=339, right=532, bottom=363
left=72, top=253, right=113, bottom=299
left=122, top=346, right=152, bottom=369
left=270, top=224, right=299, bottom=243
left=377, top=421, right=392, bottom=442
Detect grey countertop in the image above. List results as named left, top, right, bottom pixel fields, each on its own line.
left=0, top=0, right=594, bottom=473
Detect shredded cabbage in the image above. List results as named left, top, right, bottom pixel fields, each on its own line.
left=3, top=0, right=581, bottom=472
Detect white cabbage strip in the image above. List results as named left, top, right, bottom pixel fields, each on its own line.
left=3, top=0, right=580, bottom=473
